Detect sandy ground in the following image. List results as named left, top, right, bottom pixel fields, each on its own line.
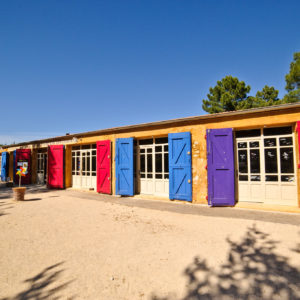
left=0, top=187, right=299, bottom=300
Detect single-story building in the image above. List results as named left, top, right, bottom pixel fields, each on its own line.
left=1, top=103, right=300, bottom=209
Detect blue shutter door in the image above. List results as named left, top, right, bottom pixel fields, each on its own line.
left=115, top=138, right=134, bottom=196
left=168, top=132, right=192, bottom=201
left=206, top=128, right=235, bottom=206
left=1, top=152, right=8, bottom=182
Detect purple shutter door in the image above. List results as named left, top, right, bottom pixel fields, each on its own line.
left=207, top=128, right=235, bottom=206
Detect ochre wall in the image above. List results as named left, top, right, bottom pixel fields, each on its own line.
left=1, top=108, right=300, bottom=206
left=62, top=109, right=300, bottom=205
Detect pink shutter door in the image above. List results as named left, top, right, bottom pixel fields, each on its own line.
left=97, top=140, right=111, bottom=194
left=48, top=145, right=64, bottom=189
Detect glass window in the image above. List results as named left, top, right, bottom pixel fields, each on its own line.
left=164, top=174, right=169, bottom=179
left=266, top=175, right=278, bottom=182
left=164, top=145, right=168, bottom=152
left=139, top=139, right=153, bottom=145
left=238, top=142, right=247, bottom=148
left=155, top=146, right=162, bottom=152
left=92, top=150, right=96, bottom=156
left=238, top=150, right=248, bottom=173
left=155, top=154, right=162, bottom=172
left=280, top=148, right=294, bottom=173
left=264, top=149, right=278, bottom=173
left=147, top=154, right=152, bottom=172
left=164, top=153, right=169, bottom=173
left=264, top=138, right=276, bottom=147
left=92, top=156, right=96, bottom=172
left=235, top=129, right=260, bottom=138
left=250, top=141, right=259, bottom=148
left=147, top=173, right=153, bottom=178
left=155, top=137, right=168, bottom=144
left=82, top=145, right=91, bottom=150
left=251, top=175, right=260, bottom=181
left=72, top=146, right=80, bottom=150
left=250, top=149, right=260, bottom=173
left=155, top=174, right=163, bottom=179
left=87, top=157, right=90, bottom=171
left=281, top=175, right=295, bottom=182
left=91, top=144, right=96, bottom=149
left=263, top=126, right=292, bottom=136
left=141, top=173, right=145, bottom=178
left=279, top=137, right=293, bottom=146
left=239, top=175, right=248, bottom=181
left=140, top=155, right=145, bottom=172
left=72, top=157, right=75, bottom=171
left=140, top=149, right=145, bottom=153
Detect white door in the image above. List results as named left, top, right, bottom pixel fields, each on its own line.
left=72, top=145, right=97, bottom=190
left=236, top=127, right=297, bottom=206
left=37, top=152, right=47, bottom=184
left=137, top=138, right=169, bottom=197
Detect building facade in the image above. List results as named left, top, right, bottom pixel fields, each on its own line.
left=1, top=104, right=300, bottom=208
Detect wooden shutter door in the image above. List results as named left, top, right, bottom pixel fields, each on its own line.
left=97, top=140, right=111, bottom=194
left=48, top=145, right=64, bottom=189
left=168, top=132, right=192, bottom=201
left=115, top=138, right=134, bottom=196
left=207, top=128, right=235, bottom=206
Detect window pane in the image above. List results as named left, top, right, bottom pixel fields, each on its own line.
left=279, top=137, right=293, bottom=146
left=238, top=150, right=248, bottom=173
left=281, top=175, right=295, bottom=182
left=91, top=144, right=96, bottom=149
left=251, top=175, right=260, bottom=181
left=72, top=152, right=75, bottom=157
left=92, top=150, right=96, bottom=155
left=164, top=174, right=169, bottom=179
left=155, top=154, right=162, bottom=172
left=250, top=141, right=259, bottom=148
left=76, top=157, right=80, bottom=171
left=72, top=157, right=75, bottom=171
left=238, top=142, right=247, bottom=148
left=141, top=173, right=145, bottom=178
left=82, top=157, right=86, bottom=172
left=147, top=148, right=152, bottom=153
left=139, top=139, right=153, bottom=145
left=250, top=149, right=260, bottom=173
left=263, top=126, right=292, bottom=136
left=147, top=154, right=152, bottom=172
left=235, top=129, right=260, bottom=138
left=265, top=149, right=278, bottom=173
left=87, top=157, right=90, bottom=171
left=147, top=173, right=153, bottom=178
left=72, top=146, right=80, bottom=150
left=140, top=155, right=145, bottom=172
left=239, top=175, right=248, bottom=181
left=140, top=149, right=145, bottom=153
left=82, top=145, right=90, bottom=149
left=280, top=148, right=294, bottom=173
left=156, top=137, right=168, bottom=144
left=164, top=153, right=169, bottom=173
left=92, top=156, right=96, bottom=172
left=264, top=138, right=276, bottom=147
left=155, top=146, right=162, bottom=152
left=155, top=174, right=163, bottom=179
left=266, top=175, right=278, bottom=182
left=164, top=145, right=168, bottom=152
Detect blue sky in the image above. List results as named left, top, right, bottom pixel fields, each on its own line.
left=0, top=0, right=299, bottom=144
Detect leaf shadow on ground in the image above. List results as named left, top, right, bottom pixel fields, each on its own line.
left=0, top=201, right=12, bottom=217
left=152, top=225, right=300, bottom=300
left=1, top=262, right=76, bottom=300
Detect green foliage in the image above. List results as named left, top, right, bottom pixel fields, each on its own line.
left=283, top=52, right=300, bottom=103
left=202, top=51, right=300, bottom=114
left=202, top=76, right=251, bottom=113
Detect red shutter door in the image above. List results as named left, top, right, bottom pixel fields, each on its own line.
left=14, top=149, right=31, bottom=185
left=48, top=145, right=64, bottom=189
left=97, top=140, right=111, bottom=194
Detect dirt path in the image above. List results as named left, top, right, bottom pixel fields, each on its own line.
left=0, top=188, right=299, bottom=299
